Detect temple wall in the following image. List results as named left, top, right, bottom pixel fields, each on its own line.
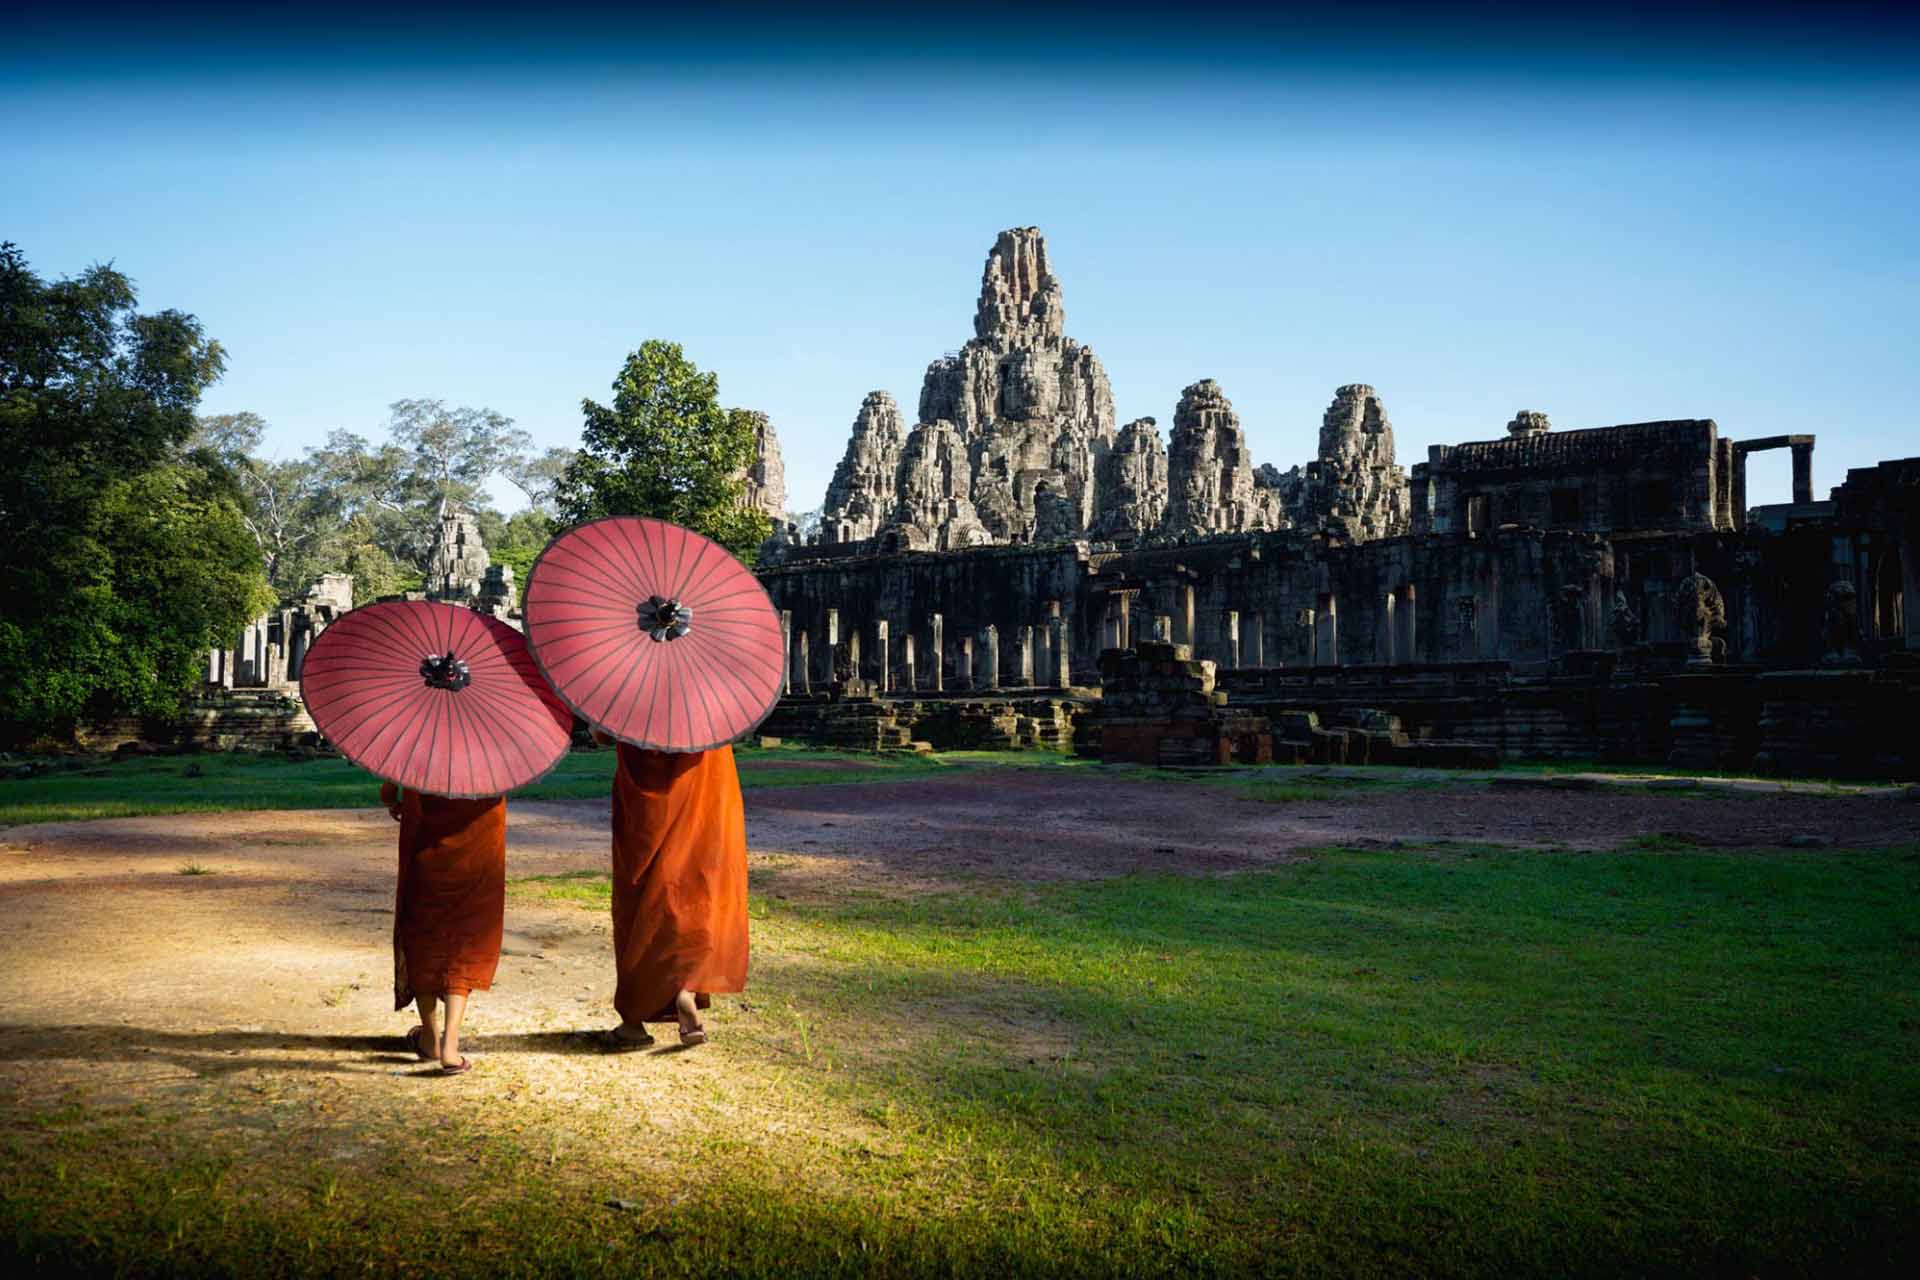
left=1413, top=421, right=1726, bottom=537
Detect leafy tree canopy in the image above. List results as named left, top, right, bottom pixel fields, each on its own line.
left=555, top=340, right=772, bottom=561
left=476, top=508, right=555, bottom=585
left=199, top=403, right=558, bottom=603
left=0, top=243, right=270, bottom=742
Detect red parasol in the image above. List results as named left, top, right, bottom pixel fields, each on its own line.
left=299, top=600, right=575, bottom=798
left=521, top=516, right=785, bottom=752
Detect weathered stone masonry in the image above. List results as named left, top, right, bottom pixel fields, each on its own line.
left=757, top=227, right=1918, bottom=777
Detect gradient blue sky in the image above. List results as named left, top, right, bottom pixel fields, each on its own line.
left=7, top=3, right=1917, bottom=511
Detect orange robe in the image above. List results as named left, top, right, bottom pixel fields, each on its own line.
left=383, top=783, right=508, bottom=1010
left=611, top=744, right=749, bottom=1024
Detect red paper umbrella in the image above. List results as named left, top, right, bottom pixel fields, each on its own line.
left=299, top=600, right=576, bottom=798
left=522, top=516, right=784, bottom=752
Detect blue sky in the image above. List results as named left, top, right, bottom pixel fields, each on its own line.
left=6, top=4, right=1917, bottom=511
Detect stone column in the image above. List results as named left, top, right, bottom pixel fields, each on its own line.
left=1223, top=610, right=1240, bottom=669
left=1315, top=598, right=1338, bottom=667
left=779, top=610, right=792, bottom=694
left=960, top=635, right=975, bottom=690
left=273, top=611, right=296, bottom=686
left=1153, top=615, right=1172, bottom=642
left=1103, top=596, right=1122, bottom=649
left=1378, top=595, right=1396, bottom=665
left=1396, top=587, right=1417, bottom=664
left=821, top=608, right=840, bottom=686
left=288, top=625, right=309, bottom=682
left=1035, top=623, right=1051, bottom=687
left=1733, top=447, right=1749, bottom=532
left=930, top=613, right=944, bottom=691
left=981, top=625, right=1000, bottom=689
left=903, top=634, right=916, bottom=692
left=1791, top=441, right=1814, bottom=504
left=1049, top=614, right=1070, bottom=686
left=796, top=630, right=811, bottom=694
left=1016, top=625, right=1034, bottom=686
left=240, top=620, right=262, bottom=685
left=1178, top=585, right=1196, bottom=647
left=1249, top=612, right=1265, bottom=668
left=874, top=620, right=890, bottom=693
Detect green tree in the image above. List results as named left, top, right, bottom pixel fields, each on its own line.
left=339, top=530, right=413, bottom=603
left=188, top=410, right=266, bottom=462
left=305, top=402, right=530, bottom=576
left=387, top=398, right=530, bottom=510
left=555, top=340, right=772, bottom=561
left=190, top=414, right=347, bottom=595
left=503, top=445, right=576, bottom=516
left=0, top=243, right=270, bottom=741
left=475, top=507, right=555, bottom=584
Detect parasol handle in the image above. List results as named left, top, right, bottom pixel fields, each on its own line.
left=639, top=595, right=693, bottom=642
left=420, top=651, right=472, bottom=691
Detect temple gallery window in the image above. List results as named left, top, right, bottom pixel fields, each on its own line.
left=1550, top=488, right=1582, bottom=526
left=1464, top=494, right=1491, bottom=534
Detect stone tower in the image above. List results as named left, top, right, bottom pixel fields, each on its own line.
left=909, top=226, right=1117, bottom=545
left=735, top=410, right=787, bottom=521
left=425, top=502, right=492, bottom=601
left=813, top=228, right=1120, bottom=550
left=1270, top=385, right=1410, bottom=540
left=1160, top=380, right=1283, bottom=540
left=820, top=391, right=908, bottom=544
left=1089, top=417, right=1170, bottom=542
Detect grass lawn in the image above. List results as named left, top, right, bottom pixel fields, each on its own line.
left=0, top=745, right=1077, bottom=826
left=9, top=745, right=1894, bottom=829
left=5, top=841, right=1918, bottom=1276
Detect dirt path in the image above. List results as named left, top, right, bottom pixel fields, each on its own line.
left=0, top=769, right=1910, bottom=1156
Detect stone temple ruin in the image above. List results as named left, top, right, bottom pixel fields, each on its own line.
left=785, top=228, right=1410, bottom=554
left=184, top=502, right=525, bottom=748
left=161, top=226, right=1912, bottom=776
left=752, top=227, right=1919, bottom=778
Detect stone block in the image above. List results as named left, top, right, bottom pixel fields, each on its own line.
left=1277, top=710, right=1320, bottom=740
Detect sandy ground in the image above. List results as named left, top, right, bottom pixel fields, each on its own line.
left=0, top=768, right=1913, bottom=1175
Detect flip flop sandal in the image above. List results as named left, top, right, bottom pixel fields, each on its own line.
left=439, top=1057, right=472, bottom=1076
left=405, top=1026, right=437, bottom=1062
left=678, top=1025, right=708, bottom=1047
left=598, top=1028, right=656, bottom=1053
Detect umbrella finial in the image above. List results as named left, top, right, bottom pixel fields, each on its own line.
left=639, top=595, right=693, bottom=643
left=419, top=651, right=472, bottom=691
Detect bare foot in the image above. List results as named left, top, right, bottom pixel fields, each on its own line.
left=599, top=1023, right=655, bottom=1053
left=406, top=1025, right=438, bottom=1062
left=675, top=990, right=707, bottom=1046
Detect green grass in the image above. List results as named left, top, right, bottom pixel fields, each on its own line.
left=9, top=840, right=1918, bottom=1275
left=1502, top=758, right=1904, bottom=790
left=0, top=745, right=1036, bottom=826
left=518, top=841, right=1915, bottom=1276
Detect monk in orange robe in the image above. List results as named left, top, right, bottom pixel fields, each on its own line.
left=381, top=782, right=507, bottom=1074
left=599, top=741, right=749, bottom=1050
